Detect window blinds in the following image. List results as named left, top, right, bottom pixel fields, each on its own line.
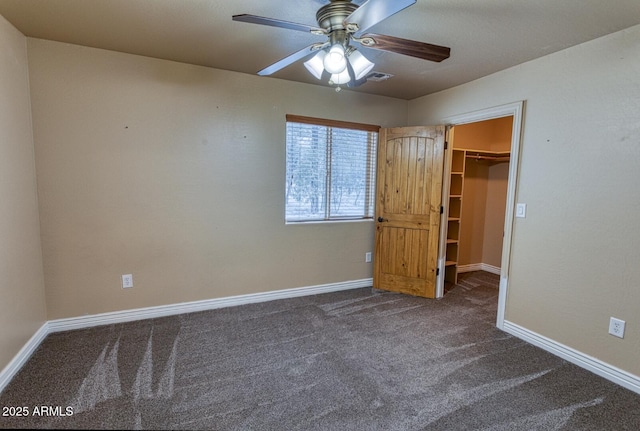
left=285, top=116, right=378, bottom=222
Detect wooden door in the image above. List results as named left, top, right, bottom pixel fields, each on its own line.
left=374, top=126, right=445, bottom=298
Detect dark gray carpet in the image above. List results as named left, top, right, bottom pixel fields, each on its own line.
left=1, top=271, right=639, bottom=430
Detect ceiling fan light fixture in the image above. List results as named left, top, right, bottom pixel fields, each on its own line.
left=348, top=49, right=375, bottom=80
left=330, top=68, right=351, bottom=85
left=323, top=44, right=347, bottom=74
left=304, top=50, right=326, bottom=79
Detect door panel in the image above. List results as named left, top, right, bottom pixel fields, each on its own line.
left=374, top=126, right=445, bottom=298
left=379, top=226, right=428, bottom=278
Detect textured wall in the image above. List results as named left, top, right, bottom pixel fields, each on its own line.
left=409, top=25, right=640, bottom=376
left=27, top=39, right=408, bottom=319
left=0, top=16, right=46, bottom=371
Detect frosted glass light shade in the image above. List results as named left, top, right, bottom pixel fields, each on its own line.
left=304, top=51, right=326, bottom=80
left=330, top=69, right=351, bottom=85
left=323, top=44, right=347, bottom=74
left=348, top=50, right=375, bottom=80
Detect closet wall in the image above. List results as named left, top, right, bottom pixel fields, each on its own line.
left=459, top=160, right=509, bottom=269
left=482, top=162, right=510, bottom=266
left=447, top=116, right=512, bottom=279
left=453, top=117, right=512, bottom=151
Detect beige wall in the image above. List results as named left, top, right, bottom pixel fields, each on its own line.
left=0, top=16, right=47, bottom=371
left=26, top=39, right=408, bottom=319
left=452, top=117, right=512, bottom=152
left=409, top=24, right=640, bottom=376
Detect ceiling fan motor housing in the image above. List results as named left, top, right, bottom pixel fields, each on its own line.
left=316, top=1, right=358, bottom=33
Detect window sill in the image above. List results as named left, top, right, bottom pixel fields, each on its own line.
left=285, top=218, right=374, bottom=225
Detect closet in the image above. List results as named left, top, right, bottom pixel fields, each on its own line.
left=444, top=116, right=513, bottom=286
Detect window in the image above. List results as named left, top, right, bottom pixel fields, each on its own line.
left=285, top=115, right=379, bottom=222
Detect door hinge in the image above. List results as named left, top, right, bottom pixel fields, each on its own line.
left=436, top=268, right=440, bottom=276
left=444, top=141, right=448, bottom=150
left=440, top=205, right=444, bottom=214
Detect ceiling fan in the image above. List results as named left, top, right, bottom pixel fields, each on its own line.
left=232, top=0, right=450, bottom=90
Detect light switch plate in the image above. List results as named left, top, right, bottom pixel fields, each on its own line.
left=516, top=203, right=527, bottom=218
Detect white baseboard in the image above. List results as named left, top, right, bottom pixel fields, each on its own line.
left=5, top=280, right=639, bottom=399
left=0, top=322, right=49, bottom=394
left=47, top=278, right=371, bottom=333
left=503, top=320, right=640, bottom=395
left=457, top=263, right=501, bottom=275
left=0, top=278, right=371, bottom=393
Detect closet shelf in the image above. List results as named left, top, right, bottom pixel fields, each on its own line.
left=459, top=149, right=510, bottom=156
left=462, top=149, right=511, bottom=164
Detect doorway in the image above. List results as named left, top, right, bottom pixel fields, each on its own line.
left=436, top=102, right=524, bottom=330
left=443, top=116, right=512, bottom=290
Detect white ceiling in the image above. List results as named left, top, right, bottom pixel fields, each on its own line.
left=1, top=0, right=640, bottom=100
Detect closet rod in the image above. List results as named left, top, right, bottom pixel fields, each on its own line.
left=467, top=155, right=510, bottom=162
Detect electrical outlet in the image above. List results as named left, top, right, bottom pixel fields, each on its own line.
left=365, top=252, right=372, bottom=263
left=122, top=274, right=133, bottom=289
left=608, top=317, right=625, bottom=339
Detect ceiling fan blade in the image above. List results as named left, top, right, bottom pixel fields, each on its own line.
left=258, top=44, right=326, bottom=76
left=232, top=14, right=326, bottom=35
left=345, top=0, right=416, bottom=37
left=359, top=33, right=450, bottom=62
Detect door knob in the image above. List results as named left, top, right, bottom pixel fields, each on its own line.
left=377, top=217, right=385, bottom=222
